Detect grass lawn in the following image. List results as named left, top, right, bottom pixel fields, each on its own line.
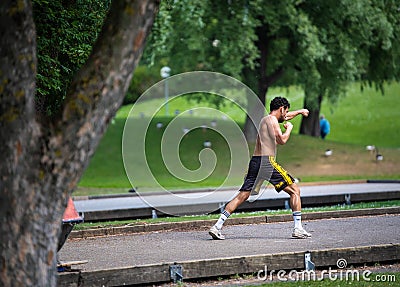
left=76, top=82, right=400, bottom=195
left=321, top=82, right=400, bottom=148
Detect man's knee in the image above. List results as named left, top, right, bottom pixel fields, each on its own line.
left=238, top=191, right=250, bottom=201
left=284, top=184, right=300, bottom=196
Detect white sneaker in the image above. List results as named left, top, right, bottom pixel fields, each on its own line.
left=292, top=227, right=312, bottom=239
left=209, top=226, right=225, bottom=240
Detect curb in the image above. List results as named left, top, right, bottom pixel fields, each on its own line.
left=58, top=243, right=400, bottom=287
left=69, top=206, right=400, bottom=239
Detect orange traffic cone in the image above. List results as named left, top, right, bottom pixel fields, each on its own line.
left=58, top=197, right=83, bottom=252
left=62, top=197, right=83, bottom=223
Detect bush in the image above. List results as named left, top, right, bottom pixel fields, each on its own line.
left=123, top=65, right=161, bottom=105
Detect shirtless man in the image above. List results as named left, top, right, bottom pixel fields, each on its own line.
left=209, top=97, right=311, bottom=240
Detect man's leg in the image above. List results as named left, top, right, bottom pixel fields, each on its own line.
left=209, top=191, right=250, bottom=240
left=225, top=191, right=251, bottom=214
left=283, top=183, right=311, bottom=238
left=283, top=183, right=301, bottom=211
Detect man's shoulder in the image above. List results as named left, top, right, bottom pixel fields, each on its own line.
left=262, top=115, right=277, bottom=123
left=263, top=114, right=273, bottom=120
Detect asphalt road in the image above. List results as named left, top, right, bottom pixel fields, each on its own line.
left=59, top=214, right=400, bottom=272
left=72, top=183, right=400, bottom=217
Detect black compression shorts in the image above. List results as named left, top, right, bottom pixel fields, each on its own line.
left=239, top=156, right=294, bottom=193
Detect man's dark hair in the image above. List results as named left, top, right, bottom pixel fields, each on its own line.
left=270, top=97, right=290, bottom=112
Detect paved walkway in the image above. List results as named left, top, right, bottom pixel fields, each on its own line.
left=72, top=183, right=400, bottom=221
left=74, top=182, right=400, bottom=212
left=59, top=214, right=400, bottom=272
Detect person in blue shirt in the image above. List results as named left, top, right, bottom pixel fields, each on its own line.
left=320, top=114, right=330, bottom=139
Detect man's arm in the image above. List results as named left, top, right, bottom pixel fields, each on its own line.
left=285, top=109, right=309, bottom=121
left=267, top=116, right=293, bottom=145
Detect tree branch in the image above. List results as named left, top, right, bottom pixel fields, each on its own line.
left=266, top=66, right=285, bottom=87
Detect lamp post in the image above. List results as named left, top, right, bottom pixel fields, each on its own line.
left=160, top=66, right=171, bottom=116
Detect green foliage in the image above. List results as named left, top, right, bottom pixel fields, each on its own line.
left=302, top=0, right=400, bottom=103
left=143, top=0, right=259, bottom=79
left=142, top=0, right=399, bottom=111
left=361, top=0, right=400, bottom=90
left=33, top=0, right=109, bottom=116
left=144, top=0, right=329, bottom=86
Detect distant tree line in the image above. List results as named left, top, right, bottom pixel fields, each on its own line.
left=141, top=0, right=400, bottom=140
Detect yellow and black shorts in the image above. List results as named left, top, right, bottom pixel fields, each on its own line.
left=239, top=156, right=294, bottom=193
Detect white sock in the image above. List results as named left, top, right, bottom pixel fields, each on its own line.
left=215, top=210, right=230, bottom=230
left=293, top=211, right=302, bottom=229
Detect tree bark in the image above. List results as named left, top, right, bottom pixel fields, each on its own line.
left=299, top=93, right=322, bottom=137
left=0, top=1, right=159, bottom=286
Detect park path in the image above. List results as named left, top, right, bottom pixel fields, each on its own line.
left=59, top=214, right=400, bottom=272
left=72, top=182, right=400, bottom=220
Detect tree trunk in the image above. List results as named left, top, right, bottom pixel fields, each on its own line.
left=0, top=1, right=159, bottom=286
left=244, top=26, right=269, bottom=143
left=243, top=25, right=284, bottom=143
left=299, top=93, right=322, bottom=137
left=244, top=91, right=266, bottom=143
